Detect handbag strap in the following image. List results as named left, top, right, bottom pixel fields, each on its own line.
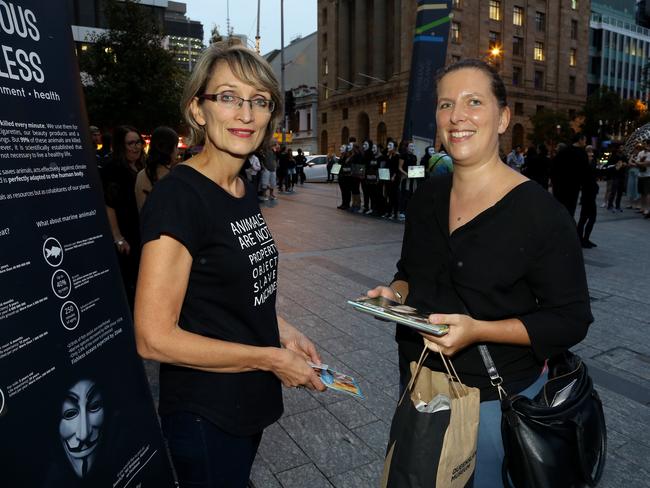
left=451, top=287, right=509, bottom=399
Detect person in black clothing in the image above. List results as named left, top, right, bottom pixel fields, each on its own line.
left=364, top=143, right=382, bottom=214
left=294, top=148, right=306, bottom=185
left=337, top=144, right=352, bottom=209
left=102, top=125, right=145, bottom=310
left=550, top=133, right=590, bottom=218
left=361, top=140, right=374, bottom=213
left=367, top=59, right=591, bottom=487
left=398, top=141, right=418, bottom=220
left=135, top=44, right=325, bottom=488
left=383, top=140, right=401, bottom=219
left=606, top=143, right=627, bottom=212
left=522, top=143, right=550, bottom=189
left=348, top=139, right=364, bottom=212
left=577, top=145, right=599, bottom=248
left=277, top=145, right=291, bottom=192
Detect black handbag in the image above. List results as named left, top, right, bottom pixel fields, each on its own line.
left=479, top=346, right=607, bottom=488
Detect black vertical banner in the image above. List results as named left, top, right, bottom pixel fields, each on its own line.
left=402, top=0, right=452, bottom=146
left=0, top=1, right=176, bottom=486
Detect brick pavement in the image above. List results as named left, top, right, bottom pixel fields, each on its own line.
left=147, top=181, right=650, bottom=487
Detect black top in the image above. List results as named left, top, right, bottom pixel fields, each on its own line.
left=101, top=159, right=140, bottom=248
left=140, top=165, right=283, bottom=435
left=550, top=145, right=589, bottom=190
left=394, top=175, right=592, bottom=401
left=294, top=154, right=306, bottom=168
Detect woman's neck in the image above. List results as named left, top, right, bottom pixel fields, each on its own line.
left=187, top=145, right=246, bottom=196
left=451, top=154, right=508, bottom=199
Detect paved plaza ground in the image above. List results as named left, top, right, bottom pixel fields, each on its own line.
left=147, top=180, right=650, bottom=488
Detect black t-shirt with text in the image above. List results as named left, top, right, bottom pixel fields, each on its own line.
left=140, top=164, right=282, bottom=435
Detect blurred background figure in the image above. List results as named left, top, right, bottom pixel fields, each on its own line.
left=135, top=126, right=179, bottom=212
left=102, top=125, right=145, bottom=310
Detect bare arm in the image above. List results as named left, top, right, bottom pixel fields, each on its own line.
left=134, top=236, right=322, bottom=388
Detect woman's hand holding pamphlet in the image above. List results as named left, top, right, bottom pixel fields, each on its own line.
left=347, top=296, right=449, bottom=337
left=308, top=362, right=364, bottom=399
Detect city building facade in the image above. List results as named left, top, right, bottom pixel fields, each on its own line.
left=68, top=0, right=203, bottom=72
left=318, top=0, right=590, bottom=154
left=163, top=1, right=204, bottom=71
left=266, top=33, right=319, bottom=154
left=589, top=0, right=650, bottom=101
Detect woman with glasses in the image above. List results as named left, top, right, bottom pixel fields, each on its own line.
left=134, top=44, right=325, bottom=488
left=102, top=124, right=145, bottom=310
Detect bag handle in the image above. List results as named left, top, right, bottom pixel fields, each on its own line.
left=399, top=346, right=467, bottom=404
left=451, top=289, right=509, bottom=399
left=399, top=346, right=430, bottom=404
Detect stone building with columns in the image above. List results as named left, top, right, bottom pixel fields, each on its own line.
left=317, top=0, right=591, bottom=154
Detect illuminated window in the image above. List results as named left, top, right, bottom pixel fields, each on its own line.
left=513, top=36, right=523, bottom=56
left=534, top=41, right=545, bottom=61
left=571, top=0, right=578, bottom=10
left=451, top=22, right=461, bottom=43
left=453, top=0, right=462, bottom=7
left=323, top=58, right=329, bottom=75
left=569, top=48, right=576, bottom=67
left=535, top=11, right=545, bottom=32
left=489, top=0, right=501, bottom=21
left=378, top=101, right=388, bottom=115
left=513, top=6, right=524, bottom=26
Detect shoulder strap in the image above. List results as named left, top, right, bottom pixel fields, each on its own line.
left=428, top=154, right=444, bottom=171
left=452, top=285, right=508, bottom=399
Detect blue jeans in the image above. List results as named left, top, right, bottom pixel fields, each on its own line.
left=474, top=371, right=548, bottom=488
left=161, top=411, right=262, bottom=488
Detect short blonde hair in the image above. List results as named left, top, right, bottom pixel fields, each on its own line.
left=181, top=43, right=282, bottom=148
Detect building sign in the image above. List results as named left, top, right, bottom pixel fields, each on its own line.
left=0, top=1, right=175, bottom=486
left=402, top=1, right=453, bottom=145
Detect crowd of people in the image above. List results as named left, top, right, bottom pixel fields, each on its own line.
left=332, top=139, right=453, bottom=220
left=503, top=135, right=650, bottom=248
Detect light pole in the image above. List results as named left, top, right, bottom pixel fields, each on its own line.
left=280, top=0, right=286, bottom=145
left=255, top=0, right=261, bottom=54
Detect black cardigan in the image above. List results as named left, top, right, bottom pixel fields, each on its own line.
left=394, top=175, right=592, bottom=401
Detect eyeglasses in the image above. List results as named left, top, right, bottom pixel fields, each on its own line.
left=199, top=93, right=275, bottom=113
left=126, top=140, right=143, bottom=146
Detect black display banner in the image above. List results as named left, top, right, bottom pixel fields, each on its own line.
left=0, top=1, right=176, bottom=486
left=402, top=0, right=452, bottom=146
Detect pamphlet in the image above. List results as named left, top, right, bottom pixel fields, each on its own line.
left=309, top=362, right=364, bottom=399
left=331, top=163, right=342, bottom=175
left=408, top=165, right=425, bottom=178
left=378, top=168, right=391, bottom=180
left=347, top=296, right=449, bottom=336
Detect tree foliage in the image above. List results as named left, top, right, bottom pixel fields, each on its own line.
left=528, top=109, right=572, bottom=146
left=79, top=0, right=187, bottom=133
left=580, top=88, right=624, bottom=140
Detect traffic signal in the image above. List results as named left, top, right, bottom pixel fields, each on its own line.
left=284, top=90, right=295, bottom=118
